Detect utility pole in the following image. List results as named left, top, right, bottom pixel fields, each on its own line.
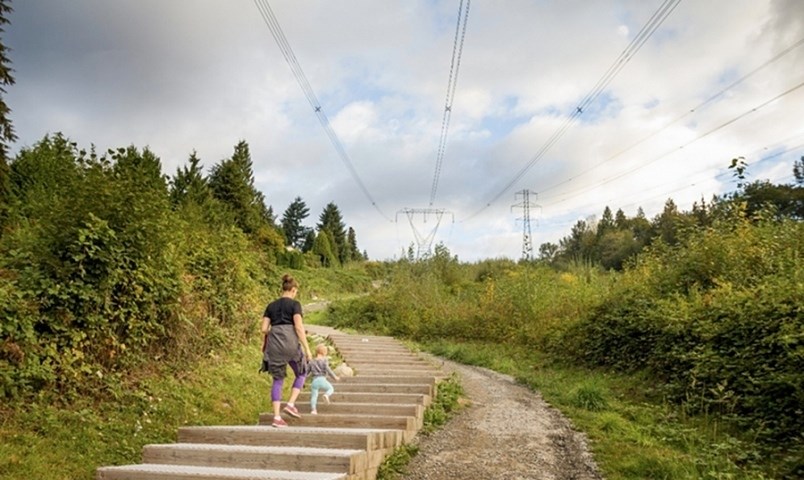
left=511, top=190, right=539, bottom=261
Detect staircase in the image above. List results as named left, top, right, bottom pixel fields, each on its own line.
left=96, top=326, right=443, bottom=480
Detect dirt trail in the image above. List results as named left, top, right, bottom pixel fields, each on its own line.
left=401, top=357, right=602, bottom=480
left=305, top=304, right=602, bottom=479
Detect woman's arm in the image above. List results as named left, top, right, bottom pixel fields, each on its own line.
left=260, top=316, right=270, bottom=334
left=293, top=313, right=312, bottom=360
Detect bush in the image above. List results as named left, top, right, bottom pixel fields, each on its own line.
left=558, top=211, right=804, bottom=445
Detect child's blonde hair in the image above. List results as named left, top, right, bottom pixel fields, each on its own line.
left=316, top=344, right=328, bottom=356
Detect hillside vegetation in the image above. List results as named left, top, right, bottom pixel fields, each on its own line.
left=324, top=200, right=803, bottom=478
left=1, top=134, right=801, bottom=479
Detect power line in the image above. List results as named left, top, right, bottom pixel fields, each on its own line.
left=252, top=0, right=392, bottom=222
left=430, top=0, right=471, bottom=206
left=608, top=140, right=804, bottom=211
left=539, top=79, right=804, bottom=207
left=464, top=0, right=683, bottom=221
left=535, top=35, right=804, bottom=198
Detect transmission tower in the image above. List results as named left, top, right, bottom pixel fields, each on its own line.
left=511, top=190, right=540, bottom=261
left=396, top=208, right=454, bottom=259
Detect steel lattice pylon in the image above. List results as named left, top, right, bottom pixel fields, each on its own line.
left=396, top=208, right=454, bottom=259
left=511, top=190, right=540, bottom=261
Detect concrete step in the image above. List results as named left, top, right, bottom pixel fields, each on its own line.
left=335, top=346, right=414, bottom=354
left=349, top=366, right=442, bottom=375
left=142, top=443, right=367, bottom=475
left=339, top=375, right=437, bottom=385
left=338, top=357, right=430, bottom=365
left=331, top=343, right=408, bottom=351
left=296, top=392, right=430, bottom=406
left=328, top=335, right=398, bottom=343
left=321, top=383, right=433, bottom=396
left=96, top=329, right=446, bottom=480
left=341, top=359, right=430, bottom=367
left=177, top=426, right=402, bottom=451
left=292, top=402, right=423, bottom=418
left=339, top=354, right=423, bottom=362
left=96, top=463, right=347, bottom=480
left=260, top=413, right=417, bottom=432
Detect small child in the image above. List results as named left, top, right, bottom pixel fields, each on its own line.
left=308, top=344, right=340, bottom=414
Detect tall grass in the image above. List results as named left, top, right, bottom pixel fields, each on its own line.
left=323, top=211, right=803, bottom=478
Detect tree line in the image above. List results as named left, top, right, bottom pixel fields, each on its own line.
left=540, top=157, right=804, bottom=270
left=0, top=133, right=366, bottom=400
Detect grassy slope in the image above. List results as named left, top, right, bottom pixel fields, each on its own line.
left=0, top=263, right=370, bottom=480
left=0, top=335, right=272, bottom=480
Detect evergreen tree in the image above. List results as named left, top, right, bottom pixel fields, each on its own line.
left=794, top=156, right=804, bottom=185
left=614, top=208, right=628, bottom=229
left=317, top=202, right=347, bottom=263
left=0, top=0, right=16, bottom=228
left=170, top=151, right=210, bottom=207
left=559, top=219, right=595, bottom=262
left=653, top=198, right=680, bottom=245
left=632, top=207, right=652, bottom=245
left=346, top=226, right=360, bottom=262
left=112, top=146, right=167, bottom=193
left=280, top=196, right=310, bottom=249
left=312, top=229, right=339, bottom=267
left=596, top=206, right=615, bottom=237
left=208, top=140, right=272, bottom=235
left=301, top=228, right=316, bottom=253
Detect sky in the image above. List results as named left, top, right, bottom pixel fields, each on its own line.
left=6, top=0, right=804, bottom=262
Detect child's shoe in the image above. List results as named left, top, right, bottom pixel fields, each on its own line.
left=272, top=417, right=288, bottom=428
left=310, top=409, right=317, bottom=415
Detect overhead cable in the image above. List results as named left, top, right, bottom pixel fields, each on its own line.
left=463, top=0, right=682, bottom=221
left=429, top=0, right=471, bottom=206
left=539, top=80, right=804, bottom=206
left=536, top=35, right=804, bottom=198
left=253, top=0, right=393, bottom=221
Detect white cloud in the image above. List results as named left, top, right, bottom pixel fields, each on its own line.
left=7, top=0, right=804, bottom=261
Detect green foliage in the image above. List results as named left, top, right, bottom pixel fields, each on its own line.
left=737, top=180, right=804, bottom=220
left=0, top=135, right=277, bottom=401
left=0, top=339, right=272, bottom=480
left=570, top=380, right=609, bottom=412
left=421, top=373, right=464, bottom=434
left=208, top=140, right=275, bottom=235
left=556, top=206, right=804, bottom=471
left=376, top=443, right=419, bottom=480
left=317, top=202, right=348, bottom=263
left=276, top=249, right=306, bottom=270
left=312, top=229, right=339, bottom=267
left=280, top=196, right=311, bottom=249
left=325, top=197, right=801, bottom=476
left=0, top=0, right=15, bottom=165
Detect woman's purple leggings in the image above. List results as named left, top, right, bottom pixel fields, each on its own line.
left=271, top=359, right=307, bottom=402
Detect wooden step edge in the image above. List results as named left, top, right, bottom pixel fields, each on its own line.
left=96, top=463, right=347, bottom=480
left=258, top=413, right=418, bottom=431
left=142, top=443, right=368, bottom=475
left=177, top=425, right=397, bottom=450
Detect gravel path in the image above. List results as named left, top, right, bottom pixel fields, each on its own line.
left=402, top=358, right=603, bottom=480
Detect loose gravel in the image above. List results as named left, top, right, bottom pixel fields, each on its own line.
left=401, top=358, right=603, bottom=480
